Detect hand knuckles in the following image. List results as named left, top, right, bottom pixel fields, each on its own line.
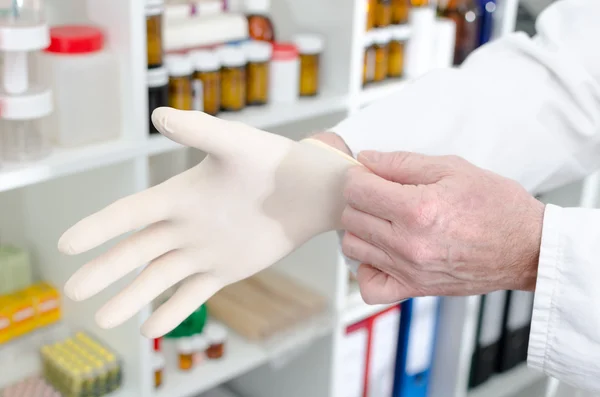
left=409, top=200, right=439, bottom=229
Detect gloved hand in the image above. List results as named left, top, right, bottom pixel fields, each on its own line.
left=59, top=107, right=359, bottom=338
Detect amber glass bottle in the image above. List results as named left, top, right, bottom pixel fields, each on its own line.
left=145, top=2, right=164, bottom=68
left=438, top=0, right=480, bottom=65
left=366, top=0, right=376, bottom=30
left=375, top=0, right=392, bottom=27
left=245, top=0, right=275, bottom=41
left=166, top=55, right=194, bottom=111
left=391, top=0, right=410, bottom=24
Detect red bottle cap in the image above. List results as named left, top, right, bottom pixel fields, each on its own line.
left=271, top=42, right=298, bottom=61
left=154, top=338, right=161, bottom=351
left=46, top=25, right=104, bottom=54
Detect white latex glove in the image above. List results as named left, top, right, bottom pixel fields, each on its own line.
left=59, top=107, right=358, bottom=338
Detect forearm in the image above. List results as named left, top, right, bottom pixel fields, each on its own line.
left=328, top=0, right=600, bottom=195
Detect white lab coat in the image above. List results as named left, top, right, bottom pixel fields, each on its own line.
left=331, top=0, right=600, bottom=395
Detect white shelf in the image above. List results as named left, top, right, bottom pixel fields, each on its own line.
left=0, top=93, right=348, bottom=193
left=157, top=320, right=332, bottom=397
left=0, top=139, right=145, bottom=193
left=341, top=282, right=399, bottom=327
left=359, top=79, right=408, bottom=106
left=467, top=364, right=548, bottom=397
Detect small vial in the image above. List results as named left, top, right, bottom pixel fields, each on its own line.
left=177, top=338, right=194, bottom=371
left=391, top=0, right=410, bottom=24
left=219, top=47, right=247, bottom=112
left=388, top=27, right=406, bottom=78
left=375, top=0, right=392, bottom=27
left=147, top=67, right=169, bottom=134
left=366, top=0, right=376, bottom=30
left=372, top=29, right=391, bottom=82
left=242, top=41, right=272, bottom=106
left=205, top=324, right=228, bottom=359
left=166, top=55, right=194, bottom=110
left=191, top=334, right=209, bottom=366
left=191, top=50, right=221, bottom=115
left=146, top=0, right=165, bottom=68
left=363, top=32, right=376, bottom=86
left=293, top=34, right=324, bottom=97
left=153, top=352, right=165, bottom=388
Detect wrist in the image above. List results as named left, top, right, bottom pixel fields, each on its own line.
left=516, top=197, right=545, bottom=291
left=308, top=132, right=353, bottom=156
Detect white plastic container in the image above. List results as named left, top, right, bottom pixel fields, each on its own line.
left=268, top=42, right=299, bottom=104
left=404, top=5, right=436, bottom=79
left=41, top=25, right=121, bottom=147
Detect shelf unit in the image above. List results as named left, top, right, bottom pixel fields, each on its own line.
left=1, top=0, right=576, bottom=397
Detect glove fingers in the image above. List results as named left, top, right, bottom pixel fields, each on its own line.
left=58, top=183, right=173, bottom=255
left=141, top=273, right=222, bottom=338
left=151, top=107, right=250, bottom=157
left=95, top=249, right=199, bottom=329
left=64, top=220, right=178, bottom=301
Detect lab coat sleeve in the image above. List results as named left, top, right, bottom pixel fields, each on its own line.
left=330, top=0, right=600, bottom=391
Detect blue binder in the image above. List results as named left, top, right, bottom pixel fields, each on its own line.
left=393, top=297, right=441, bottom=397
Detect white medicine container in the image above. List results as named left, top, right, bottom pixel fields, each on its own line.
left=40, top=25, right=121, bottom=147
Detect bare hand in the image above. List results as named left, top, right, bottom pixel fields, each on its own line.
left=341, top=151, right=545, bottom=304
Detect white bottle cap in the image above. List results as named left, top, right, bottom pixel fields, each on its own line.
left=218, top=46, right=246, bottom=67
left=147, top=67, right=169, bottom=87
left=165, top=54, right=193, bottom=77
left=244, top=0, right=271, bottom=14
left=191, top=334, right=209, bottom=351
left=205, top=323, right=228, bottom=344
left=389, top=25, right=411, bottom=41
left=293, top=34, right=324, bottom=55
left=176, top=337, right=194, bottom=354
left=241, top=40, right=272, bottom=62
left=190, top=49, right=221, bottom=71
left=195, top=0, right=223, bottom=15
left=0, top=85, right=53, bottom=120
left=373, top=28, right=392, bottom=45
left=152, top=352, right=165, bottom=370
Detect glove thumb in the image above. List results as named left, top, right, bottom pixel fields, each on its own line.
left=357, top=150, right=446, bottom=185
left=151, top=107, right=241, bottom=157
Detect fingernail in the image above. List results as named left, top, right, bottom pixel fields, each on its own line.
left=359, top=151, right=381, bottom=164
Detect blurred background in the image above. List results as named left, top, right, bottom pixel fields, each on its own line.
left=0, top=0, right=585, bottom=396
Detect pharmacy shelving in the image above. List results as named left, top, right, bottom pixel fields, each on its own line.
left=467, top=364, right=548, bottom=397
left=1, top=0, right=573, bottom=397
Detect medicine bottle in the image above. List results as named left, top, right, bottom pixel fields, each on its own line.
left=219, top=47, right=247, bottom=112
left=152, top=338, right=164, bottom=388
left=245, top=0, right=275, bottom=42
left=366, top=0, right=376, bottom=30
left=205, top=324, right=228, bottom=359
left=363, top=32, right=376, bottom=86
left=166, top=54, right=194, bottom=110
left=269, top=43, right=299, bottom=103
left=388, top=27, right=406, bottom=78
left=242, top=41, right=272, bottom=106
left=375, top=0, right=392, bottom=27
left=373, top=29, right=391, bottom=82
left=191, top=50, right=221, bottom=115
left=177, top=338, right=194, bottom=371
left=147, top=67, right=169, bottom=134
left=191, top=334, right=209, bottom=366
left=438, top=0, right=480, bottom=65
left=146, top=0, right=164, bottom=68
left=391, top=0, right=410, bottom=24
left=293, top=34, right=324, bottom=97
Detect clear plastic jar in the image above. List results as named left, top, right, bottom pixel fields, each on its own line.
left=166, top=54, right=194, bottom=110
left=191, top=50, right=221, bottom=115
left=242, top=41, right=272, bottom=106
left=41, top=25, right=121, bottom=147
left=0, top=0, right=45, bottom=24
left=147, top=67, right=169, bottom=134
left=146, top=0, right=164, bottom=69
left=2, top=119, right=48, bottom=162
left=293, top=34, right=324, bottom=97
left=388, top=27, right=406, bottom=78
left=219, top=46, right=246, bottom=112
left=373, top=28, right=391, bottom=82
